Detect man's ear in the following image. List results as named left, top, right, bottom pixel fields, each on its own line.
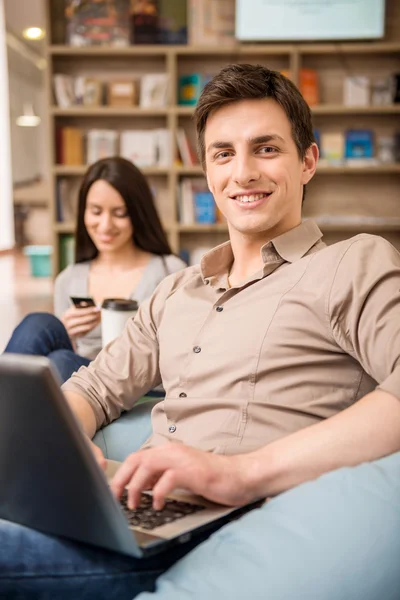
left=301, top=143, right=319, bottom=185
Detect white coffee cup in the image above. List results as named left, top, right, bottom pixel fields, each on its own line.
left=101, top=298, right=138, bottom=347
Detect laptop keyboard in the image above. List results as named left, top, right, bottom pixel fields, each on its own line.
left=119, top=490, right=205, bottom=530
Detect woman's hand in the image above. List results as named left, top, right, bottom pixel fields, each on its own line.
left=110, top=444, right=259, bottom=510
left=61, top=305, right=101, bottom=340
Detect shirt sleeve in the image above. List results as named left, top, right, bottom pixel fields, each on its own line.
left=61, top=273, right=175, bottom=429
left=328, top=235, right=400, bottom=401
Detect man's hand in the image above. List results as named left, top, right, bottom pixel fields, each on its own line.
left=61, top=305, right=101, bottom=340
left=110, top=444, right=258, bottom=510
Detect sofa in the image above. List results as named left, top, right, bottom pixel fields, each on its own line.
left=93, top=399, right=400, bottom=600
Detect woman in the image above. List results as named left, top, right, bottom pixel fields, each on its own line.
left=5, top=157, right=186, bottom=382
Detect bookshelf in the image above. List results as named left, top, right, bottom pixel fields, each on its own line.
left=45, top=0, right=400, bottom=274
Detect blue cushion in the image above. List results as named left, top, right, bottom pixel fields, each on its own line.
left=137, top=451, right=400, bottom=600
left=93, top=398, right=159, bottom=461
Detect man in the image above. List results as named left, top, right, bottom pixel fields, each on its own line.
left=1, top=64, right=400, bottom=599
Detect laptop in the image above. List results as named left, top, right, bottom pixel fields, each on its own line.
left=0, top=354, right=263, bottom=558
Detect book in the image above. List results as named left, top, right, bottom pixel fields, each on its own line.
left=194, top=191, right=216, bottom=224
left=130, top=0, right=159, bottom=44
left=59, top=234, right=76, bottom=270
left=157, top=0, right=188, bottom=44
left=188, top=0, right=235, bottom=45
left=56, top=127, right=84, bottom=166
left=55, top=178, right=81, bottom=223
left=178, top=178, right=195, bottom=225
left=343, top=76, right=370, bottom=106
left=140, top=74, right=169, bottom=108
left=86, top=130, right=118, bottom=165
left=65, top=0, right=130, bottom=47
left=107, top=80, right=137, bottom=106
left=344, top=129, right=374, bottom=163
left=319, top=132, right=344, bottom=165
left=299, top=69, right=319, bottom=106
left=153, top=129, right=172, bottom=167
left=130, top=0, right=188, bottom=44
left=176, top=128, right=197, bottom=166
left=53, top=74, right=76, bottom=108
left=120, top=130, right=157, bottom=167
left=178, top=74, right=203, bottom=106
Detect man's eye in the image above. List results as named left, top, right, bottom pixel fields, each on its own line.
left=215, top=151, right=232, bottom=159
left=258, top=146, right=277, bottom=154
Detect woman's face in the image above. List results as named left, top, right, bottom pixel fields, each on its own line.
left=84, top=180, right=134, bottom=254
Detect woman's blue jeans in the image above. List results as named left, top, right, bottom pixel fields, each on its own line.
left=4, top=312, right=90, bottom=383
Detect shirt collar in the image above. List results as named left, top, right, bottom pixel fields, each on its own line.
left=267, top=219, right=323, bottom=263
left=200, top=219, right=323, bottom=285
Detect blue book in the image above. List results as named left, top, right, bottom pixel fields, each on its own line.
left=345, top=129, right=374, bottom=159
left=194, top=191, right=216, bottom=224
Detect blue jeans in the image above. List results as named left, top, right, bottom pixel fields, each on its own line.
left=4, top=312, right=90, bottom=383
left=0, top=519, right=208, bottom=600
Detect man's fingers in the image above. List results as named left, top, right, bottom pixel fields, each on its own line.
left=126, top=465, right=161, bottom=509
left=151, top=470, right=179, bottom=510
left=110, top=453, right=140, bottom=498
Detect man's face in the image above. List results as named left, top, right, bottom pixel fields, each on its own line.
left=204, top=98, right=317, bottom=242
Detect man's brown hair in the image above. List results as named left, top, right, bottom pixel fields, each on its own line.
left=194, top=63, right=315, bottom=168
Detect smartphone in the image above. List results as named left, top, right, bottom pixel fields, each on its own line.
left=70, top=296, right=96, bottom=309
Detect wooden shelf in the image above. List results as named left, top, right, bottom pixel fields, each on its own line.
left=51, top=104, right=400, bottom=118
left=314, top=218, right=400, bottom=232
left=51, top=106, right=169, bottom=117
left=316, top=164, right=400, bottom=174
left=46, top=0, right=400, bottom=270
left=48, top=41, right=400, bottom=57
left=53, top=165, right=170, bottom=176
left=178, top=224, right=228, bottom=233
left=54, top=222, right=75, bottom=234
left=298, top=41, right=400, bottom=54
left=312, top=105, right=400, bottom=115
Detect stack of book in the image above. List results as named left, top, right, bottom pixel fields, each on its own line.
left=53, top=73, right=169, bottom=109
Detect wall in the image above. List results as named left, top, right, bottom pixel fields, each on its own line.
left=7, top=46, right=48, bottom=184
left=0, top=1, right=14, bottom=251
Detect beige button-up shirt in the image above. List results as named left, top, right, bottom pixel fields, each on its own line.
left=63, top=220, right=400, bottom=455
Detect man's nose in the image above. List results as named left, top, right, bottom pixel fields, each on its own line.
left=232, top=155, right=260, bottom=187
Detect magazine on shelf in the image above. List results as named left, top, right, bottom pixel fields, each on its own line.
left=120, top=129, right=172, bottom=167
left=86, top=130, right=118, bottom=165
left=53, top=74, right=76, bottom=108
left=140, top=74, right=169, bottom=108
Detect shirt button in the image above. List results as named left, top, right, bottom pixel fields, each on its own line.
left=193, top=346, right=201, bottom=353
left=216, top=306, right=223, bottom=312
left=179, top=392, right=187, bottom=398
left=169, top=425, right=176, bottom=433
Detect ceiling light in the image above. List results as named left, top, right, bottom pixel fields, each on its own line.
left=16, top=103, right=41, bottom=127
left=22, top=27, right=45, bottom=41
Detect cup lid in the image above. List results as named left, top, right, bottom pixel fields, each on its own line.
left=101, top=298, right=139, bottom=311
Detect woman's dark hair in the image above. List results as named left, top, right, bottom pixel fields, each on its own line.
left=75, top=156, right=172, bottom=263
